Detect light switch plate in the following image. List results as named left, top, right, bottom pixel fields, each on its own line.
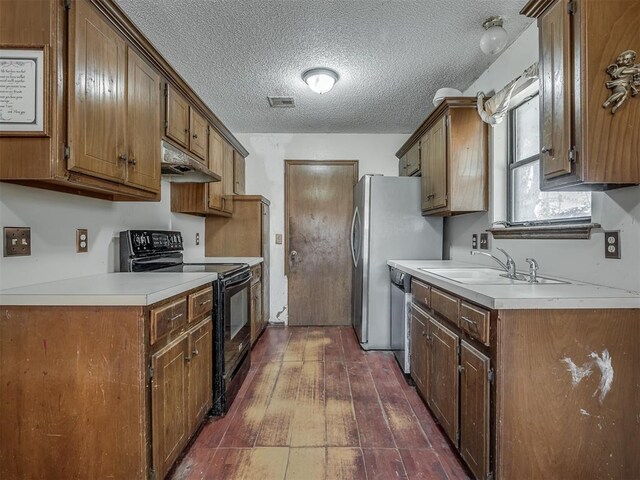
left=76, top=229, right=88, bottom=253
left=4, top=227, right=31, bottom=257
left=604, top=231, right=620, bottom=259
left=275, top=233, right=283, bottom=245
left=196, top=233, right=200, bottom=246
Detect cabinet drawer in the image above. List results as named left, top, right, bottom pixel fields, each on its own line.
left=411, top=279, right=431, bottom=310
left=251, top=264, right=262, bottom=286
left=459, top=301, right=490, bottom=346
left=151, top=298, right=188, bottom=344
left=431, top=288, right=460, bottom=327
left=189, top=287, right=213, bottom=321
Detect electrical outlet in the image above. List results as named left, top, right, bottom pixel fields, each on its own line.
left=196, top=233, right=200, bottom=246
left=471, top=234, right=478, bottom=249
left=604, top=231, right=621, bottom=259
left=275, top=233, right=283, bottom=245
left=4, top=227, right=31, bottom=257
left=76, top=229, right=88, bottom=253
left=480, top=233, right=489, bottom=250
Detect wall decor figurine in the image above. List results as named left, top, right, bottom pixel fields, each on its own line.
left=603, top=50, right=640, bottom=114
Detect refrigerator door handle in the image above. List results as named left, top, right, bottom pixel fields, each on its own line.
left=350, top=207, right=358, bottom=267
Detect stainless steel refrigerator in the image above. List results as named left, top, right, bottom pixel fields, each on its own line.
left=351, top=175, right=443, bottom=350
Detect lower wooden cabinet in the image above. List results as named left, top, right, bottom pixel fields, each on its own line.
left=460, top=341, right=490, bottom=480
left=426, top=316, right=460, bottom=445
left=410, top=304, right=429, bottom=397
left=151, top=316, right=212, bottom=480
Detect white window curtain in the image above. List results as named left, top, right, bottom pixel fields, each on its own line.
left=476, top=63, right=539, bottom=125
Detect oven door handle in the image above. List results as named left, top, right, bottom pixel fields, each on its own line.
left=225, top=274, right=251, bottom=290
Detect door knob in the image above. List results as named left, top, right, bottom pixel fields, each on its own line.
left=290, top=250, right=298, bottom=257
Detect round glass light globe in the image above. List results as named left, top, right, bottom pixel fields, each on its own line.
left=302, top=68, right=339, bottom=94
left=480, top=25, right=508, bottom=55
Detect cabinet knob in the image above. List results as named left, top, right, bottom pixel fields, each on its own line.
left=193, top=133, right=198, bottom=139
left=541, top=146, right=553, bottom=155
left=118, top=153, right=128, bottom=162
left=192, top=348, right=199, bottom=356
left=129, top=157, right=137, bottom=166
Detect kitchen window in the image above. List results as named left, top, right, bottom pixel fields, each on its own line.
left=507, top=94, right=591, bottom=225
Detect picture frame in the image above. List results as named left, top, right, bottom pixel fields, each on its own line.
left=0, top=45, right=48, bottom=136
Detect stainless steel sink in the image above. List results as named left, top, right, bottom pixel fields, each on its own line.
left=418, top=267, right=569, bottom=285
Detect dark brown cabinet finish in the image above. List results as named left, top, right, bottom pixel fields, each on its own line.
left=410, top=304, right=429, bottom=397
left=0, top=0, right=247, bottom=202
left=187, top=319, right=213, bottom=432
left=522, top=0, right=640, bottom=190
left=426, top=316, right=459, bottom=445
left=397, top=97, right=488, bottom=216
left=250, top=270, right=264, bottom=345
left=460, top=341, right=490, bottom=480
left=151, top=334, right=189, bottom=480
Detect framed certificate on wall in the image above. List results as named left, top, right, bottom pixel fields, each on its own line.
left=0, top=46, right=47, bottom=136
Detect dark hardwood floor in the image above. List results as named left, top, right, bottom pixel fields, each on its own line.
left=171, top=326, right=469, bottom=480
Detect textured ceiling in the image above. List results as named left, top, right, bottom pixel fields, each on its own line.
left=115, top=0, right=533, bottom=134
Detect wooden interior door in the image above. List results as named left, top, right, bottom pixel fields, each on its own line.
left=285, top=160, right=358, bottom=326
left=125, top=47, right=160, bottom=192
left=68, top=0, right=126, bottom=182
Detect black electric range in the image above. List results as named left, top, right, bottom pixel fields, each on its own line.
left=119, top=230, right=252, bottom=416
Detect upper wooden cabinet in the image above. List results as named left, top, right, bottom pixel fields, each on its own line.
left=397, top=98, right=488, bottom=216
left=522, top=0, right=640, bottom=190
left=165, top=84, right=209, bottom=163
left=398, top=142, right=421, bottom=177
left=0, top=0, right=248, bottom=201
left=233, top=150, right=246, bottom=195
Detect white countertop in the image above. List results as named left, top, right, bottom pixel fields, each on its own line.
left=0, top=272, right=218, bottom=306
left=388, top=260, right=640, bottom=310
left=199, top=257, right=263, bottom=267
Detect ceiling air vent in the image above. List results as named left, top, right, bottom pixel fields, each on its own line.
left=268, top=96, right=295, bottom=108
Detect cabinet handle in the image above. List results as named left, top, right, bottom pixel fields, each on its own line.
left=427, top=193, right=435, bottom=199
left=118, top=153, right=128, bottom=163
left=192, top=348, right=199, bottom=356
left=199, top=299, right=211, bottom=306
left=193, top=133, right=198, bottom=139
left=541, top=146, right=553, bottom=155
left=170, top=313, right=183, bottom=322
left=461, top=316, right=477, bottom=326
left=184, top=128, right=188, bottom=133
left=458, top=365, right=465, bottom=373
left=421, top=330, right=427, bottom=337
left=129, top=157, right=137, bottom=166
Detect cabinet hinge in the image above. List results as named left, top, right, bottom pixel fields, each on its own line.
left=445, top=116, right=450, bottom=128
left=63, top=144, right=71, bottom=160
left=568, top=146, right=577, bottom=164
left=488, top=368, right=495, bottom=384
left=567, top=0, right=576, bottom=15
left=63, top=0, right=72, bottom=10
left=456, top=344, right=461, bottom=355
left=148, top=366, right=154, bottom=381
left=455, top=430, right=460, bottom=445
left=164, top=120, right=168, bottom=129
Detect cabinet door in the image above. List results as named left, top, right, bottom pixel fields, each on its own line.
left=406, top=142, right=421, bottom=176
left=222, top=142, right=235, bottom=213
left=151, top=334, right=189, bottom=480
left=187, top=318, right=213, bottom=431
left=539, top=0, right=572, bottom=180
left=125, top=47, right=160, bottom=192
left=208, top=128, right=225, bottom=211
left=166, top=85, right=189, bottom=148
left=399, top=154, right=408, bottom=176
left=410, top=304, right=428, bottom=397
left=429, top=115, right=448, bottom=210
left=420, top=132, right=431, bottom=211
left=427, top=316, right=459, bottom=445
left=189, top=108, right=208, bottom=161
left=460, top=341, right=490, bottom=480
left=233, top=151, right=246, bottom=195
left=68, top=0, right=126, bottom=183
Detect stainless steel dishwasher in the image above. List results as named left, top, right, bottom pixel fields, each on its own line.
left=390, top=266, right=411, bottom=374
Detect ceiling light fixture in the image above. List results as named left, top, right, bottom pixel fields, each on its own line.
left=480, top=16, right=508, bottom=56
left=302, top=68, right=339, bottom=94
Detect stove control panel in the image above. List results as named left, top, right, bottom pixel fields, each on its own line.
left=126, top=230, right=183, bottom=254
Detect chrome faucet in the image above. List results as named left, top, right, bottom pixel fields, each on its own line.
left=470, top=248, right=524, bottom=280
left=525, top=257, right=539, bottom=283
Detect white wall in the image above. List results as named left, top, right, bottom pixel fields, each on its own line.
left=236, top=133, right=407, bottom=323
left=0, top=180, right=205, bottom=290
left=447, top=23, right=640, bottom=293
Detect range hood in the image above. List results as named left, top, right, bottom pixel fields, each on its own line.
left=161, top=140, right=221, bottom=183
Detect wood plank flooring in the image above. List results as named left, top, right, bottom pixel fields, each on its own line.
left=171, top=326, right=470, bottom=480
